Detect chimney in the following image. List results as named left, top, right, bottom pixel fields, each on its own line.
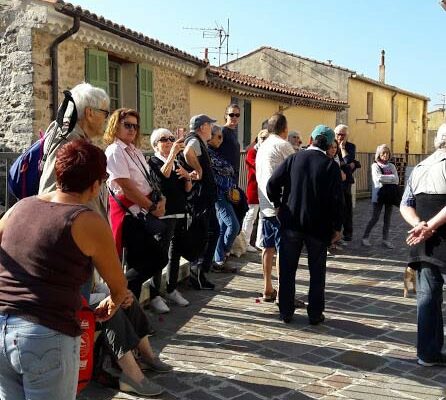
left=379, top=50, right=385, bottom=83
left=204, top=48, right=209, bottom=63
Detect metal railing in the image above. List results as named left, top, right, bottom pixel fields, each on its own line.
left=0, top=150, right=429, bottom=211
left=0, top=153, right=21, bottom=212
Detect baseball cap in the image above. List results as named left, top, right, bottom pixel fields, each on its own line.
left=189, top=114, right=217, bottom=131
left=310, top=125, right=335, bottom=145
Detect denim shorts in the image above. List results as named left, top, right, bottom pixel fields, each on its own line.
left=0, top=314, right=80, bottom=400
left=262, top=216, right=281, bottom=249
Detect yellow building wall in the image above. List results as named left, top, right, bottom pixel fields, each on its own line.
left=189, top=85, right=230, bottom=126
left=251, top=98, right=278, bottom=136
left=428, top=110, right=445, bottom=131
left=284, top=107, right=336, bottom=145
left=190, top=84, right=337, bottom=144
left=348, top=79, right=426, bottom=154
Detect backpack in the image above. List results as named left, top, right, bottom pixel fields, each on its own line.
left=8, top=90, right=78, bottom=199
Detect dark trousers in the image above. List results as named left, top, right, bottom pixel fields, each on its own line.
left=416, top=263, right=444, bottom=362
left=150, top=218, right=185, bottom=297
left=101, top=294, right=150, bottom=360
left=363, top=202, right=392, bottom=240
left=342, top=184, right=353, bottom=239
left=278, top=229, right=327, bottom=320
left=195, top=206, right=219, bottom=272
left=123, top=216, right=167, bottom=299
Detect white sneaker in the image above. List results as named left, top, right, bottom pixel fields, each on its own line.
left=246, top=245, right=258, bottom=253
left=150, top=296, right=170, bottom=314
left=165, top=290, right=189, bottom=306
left=382, top=240, right=394, bottom=249
left=361, top=238, right=371, bottom=247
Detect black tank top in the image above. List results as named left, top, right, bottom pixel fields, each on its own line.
left=0, top=197, right=92, bottom=336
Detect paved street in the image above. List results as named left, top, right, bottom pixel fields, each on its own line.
left=80, top=199, right=446, bottom=400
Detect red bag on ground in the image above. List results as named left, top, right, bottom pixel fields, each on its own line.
left=76, top=296, right=95, bottom=394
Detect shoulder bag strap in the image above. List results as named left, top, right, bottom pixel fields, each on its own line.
left=108, top=187, right=136, bottom=217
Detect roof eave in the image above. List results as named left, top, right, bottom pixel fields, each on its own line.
left=53, top=2, right=207, bottom=68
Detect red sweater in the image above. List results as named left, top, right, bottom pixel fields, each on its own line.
left=245, top=145, right=259, bottom=204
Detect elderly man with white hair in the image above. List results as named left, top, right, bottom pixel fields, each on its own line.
left=39, top=82, right=110, bottom=218
left=400, top=123, right=446, bottom=367
left=39, top=82, right=110, bottom=301
left=334, top=124, right=360, bottom=243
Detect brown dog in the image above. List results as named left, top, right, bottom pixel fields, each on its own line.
left=403, top=266, right=416, bottom=297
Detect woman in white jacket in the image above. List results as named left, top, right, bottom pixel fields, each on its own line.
left=361, top=144, right=399, bottom=248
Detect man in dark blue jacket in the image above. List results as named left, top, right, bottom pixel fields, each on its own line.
left=335, top=124, right=360, bottom=242
left=267, top=125, right=343, bottom=325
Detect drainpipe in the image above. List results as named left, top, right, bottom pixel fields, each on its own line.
left=50, top=16, right=80, bottom=120
left=391, top=91, right=397, bottom=153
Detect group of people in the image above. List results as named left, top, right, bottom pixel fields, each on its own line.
left=0, top=80, right=445, bottom=400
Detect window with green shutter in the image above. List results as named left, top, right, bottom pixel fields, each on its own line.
left=108, top=62, right=121, bottom=112
left=85, top=49, right=109, bottom=93
left=138, top=64, right=153, bottom=134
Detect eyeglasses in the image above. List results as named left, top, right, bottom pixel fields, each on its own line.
left=91, top=107, right=110, bottom=118
left=336, top=133, right=346, bottom=137
left=228, top=113, right=240, bottom=118
left=122, top=122, right=139, bottom=131
left=158, top=136, right=175, bottom=143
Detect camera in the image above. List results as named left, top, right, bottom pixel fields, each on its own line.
left=150, top=190, right=162, bottom=204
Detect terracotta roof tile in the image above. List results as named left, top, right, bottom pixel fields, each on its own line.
left=206, top=67, right=347, bottom=110
left=53, top=0, right=207, bottom=67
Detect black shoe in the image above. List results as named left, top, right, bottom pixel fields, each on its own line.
left=190, top=269, right=215, bottom=290
left=309, top=314, right=325, bottom=325
left=280, top=314, right=293, bottom=323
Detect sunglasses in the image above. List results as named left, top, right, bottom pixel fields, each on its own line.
left=92, top=107, right=110, bottom=118
left=122, top=122, right=139, bottom=131
left=158, top=136, right=176, bottom=143
left=228, top=113, right=240, bottom=118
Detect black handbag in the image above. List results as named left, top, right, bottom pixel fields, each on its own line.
left=377, top=184, right=402, bottom=207
left=109, top=189, right=167, bottom=236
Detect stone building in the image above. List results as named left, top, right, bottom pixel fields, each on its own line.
left=0, top=0, right=207, bottom=151
left=225, top=47, right=430, bottom=154
left=191, top=66, right=346, bottom=148
left=427, top=108, right=445, bottom=154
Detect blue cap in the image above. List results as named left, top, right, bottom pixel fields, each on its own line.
left=189, top=114, right=217, bottom=131
left=310, top=125, right=335, bottom=145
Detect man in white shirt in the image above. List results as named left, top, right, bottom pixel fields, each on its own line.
left=256, top=113, right=295, bottom=302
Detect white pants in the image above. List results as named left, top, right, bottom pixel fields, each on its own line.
left=241, top=204, right=263, bottom=248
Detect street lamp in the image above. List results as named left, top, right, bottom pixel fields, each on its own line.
left=441, top=0, right=446, bottom=11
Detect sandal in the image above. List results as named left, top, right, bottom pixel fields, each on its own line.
left=262, top=288, right=277, bottom=302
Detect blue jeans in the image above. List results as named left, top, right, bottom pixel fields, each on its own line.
left=0, top=315, right=80, bottom=400
left=214, top=196, right=240, bottom=263
left=416, top=263, right=444, bottom=362
left=278, top=229, right=327, bottom=320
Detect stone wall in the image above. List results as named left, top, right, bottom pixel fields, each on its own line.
left=0, top=0, right=48, bottom=151
left=32, top=30, right=85, bottom=136
left=32, top=33, right=191, bottom=152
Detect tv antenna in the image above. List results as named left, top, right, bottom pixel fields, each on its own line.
left=434, top=93, right=446, bottom=111
left=183, top=19, right=232, bottom=66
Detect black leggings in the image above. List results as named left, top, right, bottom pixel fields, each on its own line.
left=363, top=202, right=393, bottom=240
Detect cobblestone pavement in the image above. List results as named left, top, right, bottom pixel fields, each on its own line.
left=80, top=199, right=446, bottom=399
